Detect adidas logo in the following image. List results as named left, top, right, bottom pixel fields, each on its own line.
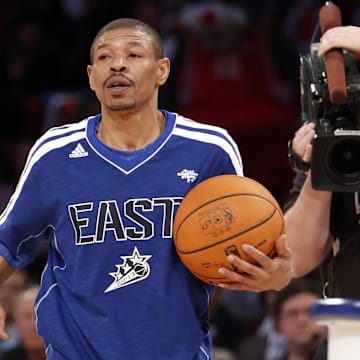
left=69, top=143, right=89, bottom=158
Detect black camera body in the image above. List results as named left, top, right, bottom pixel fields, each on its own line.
left=300, top=46, right=360, bottom=191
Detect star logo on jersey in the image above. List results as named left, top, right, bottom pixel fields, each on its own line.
left=104, top=247, right=152, bottom=293
left=177, top=169, right=199, bottom=183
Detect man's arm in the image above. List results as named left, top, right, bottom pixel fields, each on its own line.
left=0, top=256, right=16, bottom=340
left=284, top=175, right=333, bottom=277
left=284, top=122, right=333, bottom=276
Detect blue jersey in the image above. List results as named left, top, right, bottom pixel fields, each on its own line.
left=0, top=111, right=243, bottom=360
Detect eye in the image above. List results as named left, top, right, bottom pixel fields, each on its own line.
left=98, top=54, right=110, bottom=61
left=129, top=53, right=141, bottom=58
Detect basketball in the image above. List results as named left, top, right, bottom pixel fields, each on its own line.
left=173, top=175, right=284, bottom=285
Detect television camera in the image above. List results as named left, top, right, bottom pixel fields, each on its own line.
left=299, top=46, right=360, bottom=192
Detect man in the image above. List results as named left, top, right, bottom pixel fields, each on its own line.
left=0, top=18, right=291, bottom=359
left=284, top=25, right=360, bottom=297
left=236, top=278, right=327, bottom=360
left=1, top=285, right=45, bottom=360
left=0, top=270, right=29, bottom=355
left=273, top=279, right=326, bottom=360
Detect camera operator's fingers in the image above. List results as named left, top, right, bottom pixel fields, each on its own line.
left=292, top=123, right=315, bottom=157
left=294, top=122, right=315, bottom=141
left=319, top=26, right=360, bottom=58
left=303, top=143, right=313, bottom=163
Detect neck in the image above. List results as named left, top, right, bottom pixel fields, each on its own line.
left=97, top=109, right=165, bottom=151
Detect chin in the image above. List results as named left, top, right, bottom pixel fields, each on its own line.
left=109, top=103, right=135, bottom=112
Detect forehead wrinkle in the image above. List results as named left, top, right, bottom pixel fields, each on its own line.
left=95, top=31, right=149, bottom=49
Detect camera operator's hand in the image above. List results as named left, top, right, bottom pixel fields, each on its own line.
left=318, top=25, right=360, bottom=58
left=291, top=122, right=315, bottom=165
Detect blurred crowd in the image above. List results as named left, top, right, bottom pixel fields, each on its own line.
left=1, top=0, right=360, bottom=359
left=1, top=0, right=360, bottom=207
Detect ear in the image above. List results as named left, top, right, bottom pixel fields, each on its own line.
left=157, top=58, right=170, bottom=86
left=87, top=65, right=95, bottom=91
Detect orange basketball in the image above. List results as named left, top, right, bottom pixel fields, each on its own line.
left=173, top=175, right=284, bottom=285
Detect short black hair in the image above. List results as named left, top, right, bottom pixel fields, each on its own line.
left=90, top=18, right=163, bottom=63
left=273, top=278, right=321, bottom=321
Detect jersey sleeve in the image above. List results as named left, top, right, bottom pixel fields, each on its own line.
left=0, top=149, right=50, bottom=268
left=173, top=113, right=244, bottom=177
left=218, top=130, right=244, bottom=176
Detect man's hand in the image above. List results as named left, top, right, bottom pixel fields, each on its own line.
left=0, top=304, right=9, bottom=340
left=292, top=122, right=315, bottom=164
left=0, top=256, right=17, bottom=340
left=318, top=25, right=360, bottom=58
left=217, top=234, right=292, bottom=291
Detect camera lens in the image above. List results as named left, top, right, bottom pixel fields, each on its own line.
left=328, top=138, right=360, bottom=178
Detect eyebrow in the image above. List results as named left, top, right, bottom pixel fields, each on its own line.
left=94, top=40, right=146, bottom=52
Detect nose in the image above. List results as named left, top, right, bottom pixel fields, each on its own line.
left=110, top=57, right=127, bottom=73
left=110, top=64, right=126, bottom=73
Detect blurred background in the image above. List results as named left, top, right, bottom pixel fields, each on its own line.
left=2, top=0, right=360, bottom=211
left=0, top=0, right=359, bottom=358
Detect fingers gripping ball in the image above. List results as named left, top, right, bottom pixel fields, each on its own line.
left=173, top=175, right=284, bottom=285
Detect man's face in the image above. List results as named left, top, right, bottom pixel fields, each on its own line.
left=277, top=292, right=327, bottom=347
left=0, top=271, right=27, bottom=314
left=15, top=288, right=45, bottom=352
left=87, top=27, right=169, bottom=112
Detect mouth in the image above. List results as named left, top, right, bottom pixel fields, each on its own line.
left=105, top=76, right=132, bottom=94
